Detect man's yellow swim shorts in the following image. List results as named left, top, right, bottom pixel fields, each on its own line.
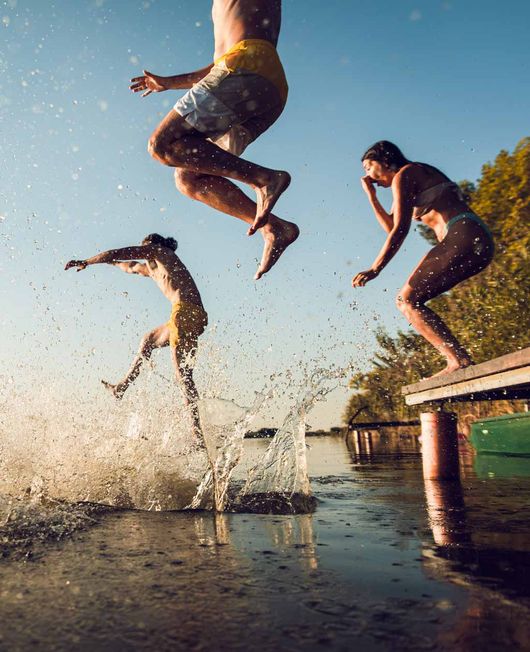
left=174, top=39, right=288, bottom=156
left=167, top=301, right=208, bottom=350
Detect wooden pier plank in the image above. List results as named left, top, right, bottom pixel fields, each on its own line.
left=403, top=347, right=530, bottom=395
left=347, top=420, right=420, bottom=429
left=404, top=367, right=530, bottom=406
left=402, top=346, right=530, bottom=406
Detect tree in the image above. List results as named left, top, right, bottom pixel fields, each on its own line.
left=346, top=329, right=438, bottom=423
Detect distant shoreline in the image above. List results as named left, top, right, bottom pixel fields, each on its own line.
left=245, top=427, right=343, bottom=439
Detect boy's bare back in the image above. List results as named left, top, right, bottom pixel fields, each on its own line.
left=145, top=250, right=204, bottom=308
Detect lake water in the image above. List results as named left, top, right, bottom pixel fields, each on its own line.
left=1, top=433, right=529, bottom=651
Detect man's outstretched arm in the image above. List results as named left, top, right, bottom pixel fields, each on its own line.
left=65, top=245, right=157, bottom=271
left=130, top=65, right=214, bottom=97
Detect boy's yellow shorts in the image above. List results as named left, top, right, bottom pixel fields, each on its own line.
left=167, top=301, right=208, bottom=350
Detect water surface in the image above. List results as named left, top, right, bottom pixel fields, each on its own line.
left=1, top=433, right=529, bottom=651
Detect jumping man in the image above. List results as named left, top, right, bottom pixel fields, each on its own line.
left=130, top=0, right=299, bottom=280
left=65, top=234, right=208, bottom=438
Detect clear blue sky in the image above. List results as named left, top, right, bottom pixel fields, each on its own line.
left=1, top=0, right=529, bottom=427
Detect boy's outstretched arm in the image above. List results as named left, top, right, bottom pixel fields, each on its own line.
left=130, top=65, right=214, bottom=97
left=65, top=245, right=157, bottom=272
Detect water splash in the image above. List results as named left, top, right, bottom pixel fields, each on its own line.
left=188, top=391, right=270, bottom=511
left=0, top=374, right=208, bottom=512
left=0, top=362, right=351, bottom=530
left=190, top=365, right=348, bottom=512
left=235, top=367, right=344, bottom=513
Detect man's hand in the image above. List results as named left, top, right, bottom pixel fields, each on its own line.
left=361, top=175, right=377, bottom=199
left=129, top=70, right=169, bottom=97
left=352, top=268, right=379, bottom=287
left=65, top=260, right=88, bottom=272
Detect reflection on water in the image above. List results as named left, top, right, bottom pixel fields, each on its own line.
left=1, top=433, right=529, bottom=650
left=421, top=475, right=530, bottom=649
left=423, top=479, right=471, bottom=547
left=346, top=428, right=421, bottom=464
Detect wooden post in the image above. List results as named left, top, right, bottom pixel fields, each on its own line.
left=420, top=411, right=459, bottom=480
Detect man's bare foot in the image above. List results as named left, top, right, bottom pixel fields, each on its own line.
left=254, top=220, right=300, bottom=280
left=426, top=358, right=473, bottom=380
left=101, top=379, right=125, bottom=400
left=248, top=170, right=291, bottom=236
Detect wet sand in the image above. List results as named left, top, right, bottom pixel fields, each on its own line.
left=1, top=435, right=529, bottom=651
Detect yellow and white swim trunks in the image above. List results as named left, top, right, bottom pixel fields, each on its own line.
left=174, top=39, right=288, bottom=156
left=167, top=301, right=208, bottom=350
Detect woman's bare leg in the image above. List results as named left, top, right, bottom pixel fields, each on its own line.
left=397, top=296, right=473, bottom=374
left=102, top=324, right=169, bottom=399
left=397, top=220, right=493, bottom=377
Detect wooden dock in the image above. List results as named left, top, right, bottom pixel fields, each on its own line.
left=346, top=419, right=420, bottom=432
left=402, top=347, right=530, bottom=407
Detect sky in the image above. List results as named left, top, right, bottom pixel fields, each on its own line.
left=1, top=0, right=529, bottom=428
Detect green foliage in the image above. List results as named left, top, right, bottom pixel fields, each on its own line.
left=345, top=138, right=530, bottom=424
left=345, top=329, right=438, bottom=423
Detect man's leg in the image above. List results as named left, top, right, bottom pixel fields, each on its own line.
left=171, top=341, right=203, bottom=442
left=102, top=324, right=169, bottom=399
left=174, top=169, right=299, bottom=280
left=148, top=110, right=291, bottom=235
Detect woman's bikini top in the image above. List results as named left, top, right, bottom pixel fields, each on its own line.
left=412, top=165, right=464, bottom=220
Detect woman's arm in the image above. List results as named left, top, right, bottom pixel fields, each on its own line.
left=352, top=172, right=413, bottom=286
left=361, top=176, right=393, bottom=233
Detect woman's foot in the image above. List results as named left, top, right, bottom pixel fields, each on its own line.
left=426, top=358, right=473, bottom=380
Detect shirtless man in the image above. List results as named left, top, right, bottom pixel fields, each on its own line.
left=65, top=234, right=208, bottom=439
left=130, top=0, right=299, bottom=280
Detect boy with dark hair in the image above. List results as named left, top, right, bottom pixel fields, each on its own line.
left=65, top=234, right=207, bottom=439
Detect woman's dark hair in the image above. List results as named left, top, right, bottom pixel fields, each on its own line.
left=142, top=233, right=178, bottom=250
left=361, top=141, right=409, bottom=171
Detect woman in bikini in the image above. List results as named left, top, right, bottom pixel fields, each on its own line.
left=352, top=140, right=494, bottom=378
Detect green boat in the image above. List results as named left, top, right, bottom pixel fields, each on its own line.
left=474, top=454, right=530, bottom=478
left=470, top=412, right=530, bottom=456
